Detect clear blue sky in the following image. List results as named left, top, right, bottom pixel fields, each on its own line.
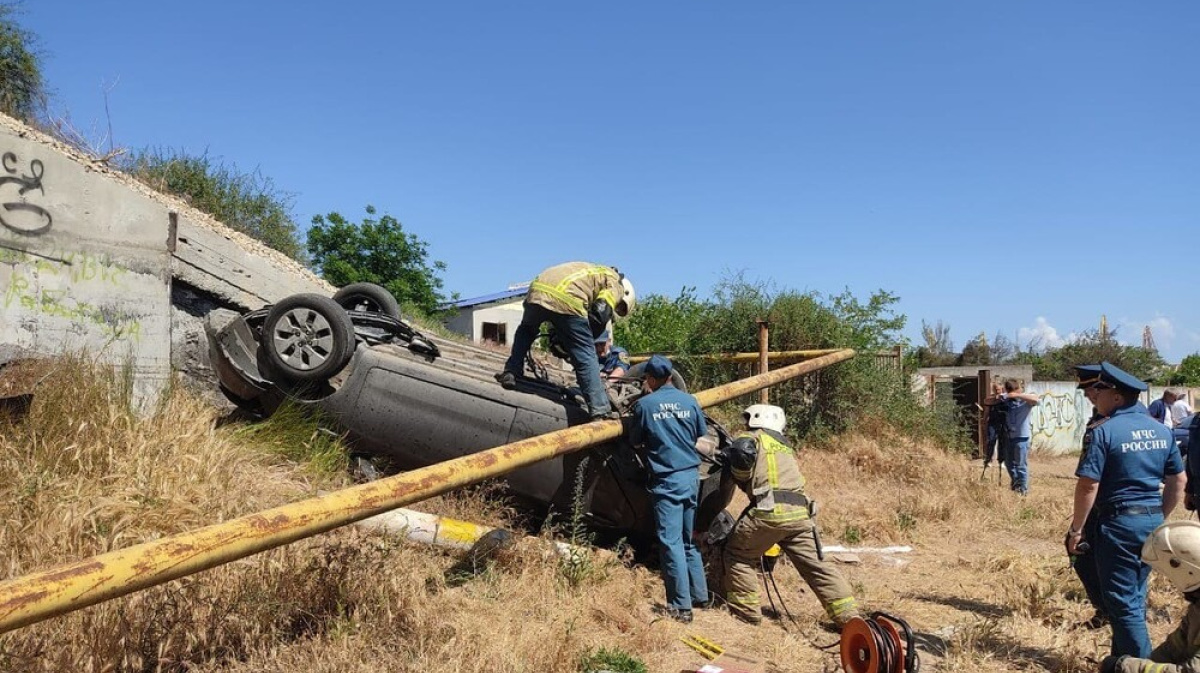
left=22, top=2, right=1200, bottom=361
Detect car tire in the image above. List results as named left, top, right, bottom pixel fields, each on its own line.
left=624, top=361, right=688, bottom=392
left=262, top=293, right=356, bottom=383
left=332, top=282, right=402, bottom=319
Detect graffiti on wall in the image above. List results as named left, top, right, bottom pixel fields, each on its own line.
left=1029, top=388, right=1092, bottom=450
left=1, top=246, right=142, bottom=340
left=0, top=152, right=52, bottom=235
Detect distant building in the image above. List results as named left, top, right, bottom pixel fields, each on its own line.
left=441, top=284, right=527, bottom=345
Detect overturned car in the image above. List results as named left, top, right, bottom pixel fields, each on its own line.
left=207, top=283, right=733, bottom=542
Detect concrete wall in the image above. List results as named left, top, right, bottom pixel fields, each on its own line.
left=0, top=122, right=172, bottom=404
left=0, top=114, right=336, bottom=404
left=444, top=300, right=524, bottom=344
left=1013, top=383, right=1197, bottom=455
left=1026, top=382, right=1092, bottom=454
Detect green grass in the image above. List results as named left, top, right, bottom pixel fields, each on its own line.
left=232, top=402, right=349, bottom=478
left=579, top=647, right=648, bottom=673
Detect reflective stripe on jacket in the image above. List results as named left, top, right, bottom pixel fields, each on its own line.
left=732, top=429, right=809, bottom=523
left=527, top=261, right=621, bottom=317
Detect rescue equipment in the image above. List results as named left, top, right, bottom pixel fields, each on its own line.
left=840, top=612, right=920, bottom=673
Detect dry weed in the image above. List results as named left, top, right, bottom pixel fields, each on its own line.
left=0, top=360, right=1194, bottom=672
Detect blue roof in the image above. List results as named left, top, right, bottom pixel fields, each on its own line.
left=443, top=288, right=526, bottom=310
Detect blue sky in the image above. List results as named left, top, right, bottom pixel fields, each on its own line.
left=21, top=2, right=1200, bottom=361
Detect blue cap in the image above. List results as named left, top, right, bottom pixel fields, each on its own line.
left=1074, top=364, right=1103, bottom=389
left=594, top=329, right=611, bottom=344
left=644, top=354, right=673, bottom=378
left=1080, top=361, right=1147, bottom=393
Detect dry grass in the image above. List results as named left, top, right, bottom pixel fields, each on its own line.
left=0, top=361, right=1192, bottom=672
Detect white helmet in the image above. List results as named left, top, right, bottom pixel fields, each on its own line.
left=744, top=404, right=786, bottom=433
left=1142, top=521, right=1200, bottom=593
left=616, top=276, right=635, bottom=317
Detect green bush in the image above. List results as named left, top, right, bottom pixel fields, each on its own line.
left=0, top=3, right=43, bottom=120
left=578, top=647, right=648, bottom=673
left=615, top=273, right=966, bottom=449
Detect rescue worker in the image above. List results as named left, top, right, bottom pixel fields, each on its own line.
left=982, top=382, right=1008, bottom=469
left=1099, top=520, right=1200, bottom=673
left=722, top=404, right=861, bottom=627
left=1070, top=364, right=1109, bottom=630
left=628, top=355, right=709, bottom=623
left=994, top=378, right=1040, bottom=495
left=1067, top=362, right=1187, bottom=658
left=595, top=329, right=630, bottom=380
left=495, top=262, right=635, bottom=420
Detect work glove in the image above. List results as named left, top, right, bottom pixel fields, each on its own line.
left=1098, top=654, right=1127, bottom=673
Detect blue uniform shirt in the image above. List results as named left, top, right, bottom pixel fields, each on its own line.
left=630, top=384, right=707, bottom=476
left=600, top=347, right=630, bottom=376
left=1076, top=403, right=1184, bottom=507
left=1005, top=398, right=1035, bottom=438
left=1147, top=399, right=1169, bottom=424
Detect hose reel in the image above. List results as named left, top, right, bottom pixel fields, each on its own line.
left=840, top=612, right=919, bottom=673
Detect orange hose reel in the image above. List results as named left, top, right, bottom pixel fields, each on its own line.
left=840, top=612, right=919, bottom=673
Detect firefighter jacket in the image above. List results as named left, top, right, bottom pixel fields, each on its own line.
left=526, top=262, right=622, bottom=318
left=1116, top=599, right=1200, bottom=673
left=731, top=428, right=810, bottom=524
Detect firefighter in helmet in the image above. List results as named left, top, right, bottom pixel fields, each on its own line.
left=722, top=404, right=862, bottom=626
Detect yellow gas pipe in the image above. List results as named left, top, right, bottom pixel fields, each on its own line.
left=628, top=349, right=841, bottom=364
left=0, top=349, right=855, bottom=634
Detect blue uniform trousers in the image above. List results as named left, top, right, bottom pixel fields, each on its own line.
left=503, top=302, right=611, bottom=416
left=1006, top=436, right=1030, bottom=493
left=1071, top=514, right=1107, bottom=618
left=1094, top=510, right=1162, bottom=657
left=650, top=468, right=708, bottom=610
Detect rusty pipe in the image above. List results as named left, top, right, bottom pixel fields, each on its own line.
left=0, top=348, right=854, bottom=634
left=628, top=349, right=841, bottom=364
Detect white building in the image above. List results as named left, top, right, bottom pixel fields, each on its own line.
left=441, top=285, right=527, bottom=345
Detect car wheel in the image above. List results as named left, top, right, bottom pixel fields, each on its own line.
left=332, top=282, right=402, bottom=319
left=262, top=294, right=356, bottom=383
left=623, top=361, right=688, bottom=392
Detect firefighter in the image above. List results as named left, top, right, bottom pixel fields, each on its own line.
left=722, top=404, right=861, bottom=626
left=1100, top=521, right=1200, bottom=673
left=494, top=262, right=635, bottom=420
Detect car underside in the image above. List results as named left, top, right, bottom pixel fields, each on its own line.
left=206, top=283, right=734, bottom=542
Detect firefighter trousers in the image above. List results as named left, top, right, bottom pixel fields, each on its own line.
left=723, top=514, right=860, bottom=624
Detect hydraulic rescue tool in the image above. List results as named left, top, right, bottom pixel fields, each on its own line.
left=840, top=612, right=920, bottom=673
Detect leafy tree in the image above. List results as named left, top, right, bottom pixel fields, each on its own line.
left=1028, top=329, right=1166, bottom=381
left=0, top=2, right=43, bottom=119
left=959, top=332, right=992, bottom=365
left=1165, top=354, right=1200, bottom=387
left=125, top=149, right=303, bottom=258
left=307, top=205, right=446, bottom=316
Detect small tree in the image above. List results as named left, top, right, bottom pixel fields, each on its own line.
left=307, top=205, right=446, bottom=316
left=125, top=149, right=303, bottom=259
left=1166, top=354, right=1200, bottom=387
left=0, top=3, right=43, bottom=120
